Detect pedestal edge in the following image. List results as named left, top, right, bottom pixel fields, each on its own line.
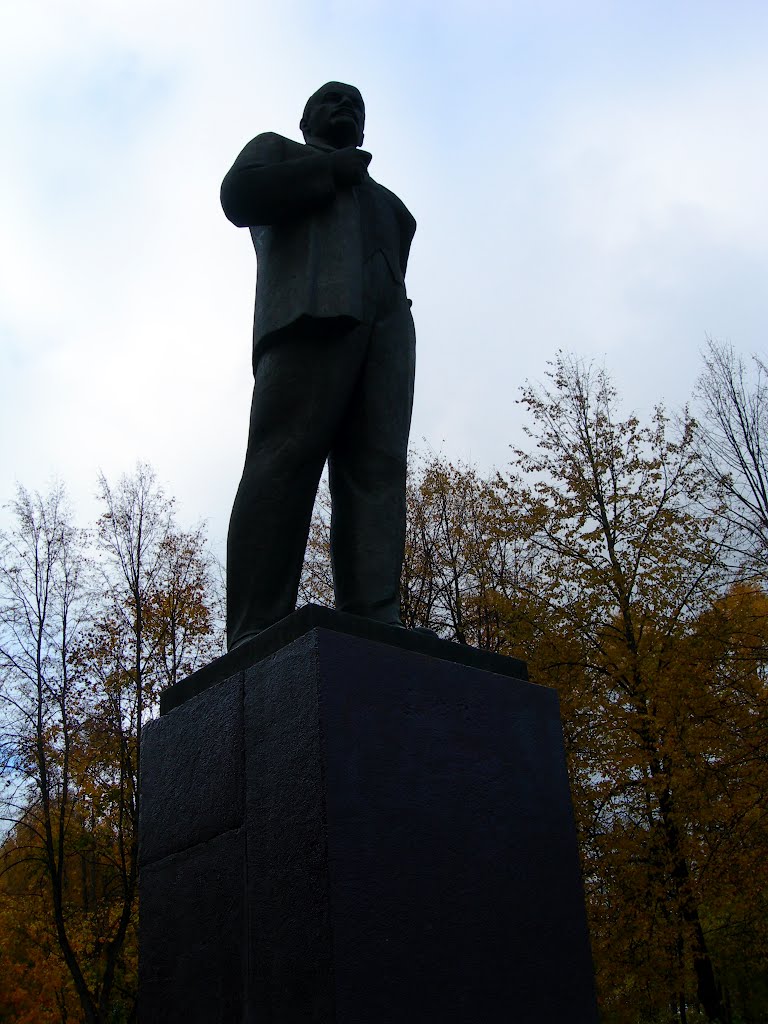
left=160, top=604, right=529, bottom=715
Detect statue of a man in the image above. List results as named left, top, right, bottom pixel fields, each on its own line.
left=221, top=82, right=417, bottom=650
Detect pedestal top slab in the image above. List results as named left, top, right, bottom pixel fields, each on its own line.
left=160, top=604, right=528, bottom=715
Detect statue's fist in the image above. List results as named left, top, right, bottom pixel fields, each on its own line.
left=331, top=147, right=372, bottom=186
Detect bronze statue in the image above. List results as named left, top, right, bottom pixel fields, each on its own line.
left=221, top=82, right=417, bottom=649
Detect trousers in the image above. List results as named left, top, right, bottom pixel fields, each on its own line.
left=226, top=252, right=416, bottom=649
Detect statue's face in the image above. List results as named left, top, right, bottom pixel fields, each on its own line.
left=301, top=82, right=365, bottom=149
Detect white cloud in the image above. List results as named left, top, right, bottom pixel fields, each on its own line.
left=2, top=0, right=767, bottom=550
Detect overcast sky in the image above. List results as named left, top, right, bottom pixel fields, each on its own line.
left=2, top=0, right=767, bottom=552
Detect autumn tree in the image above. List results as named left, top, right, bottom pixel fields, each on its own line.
left=398, top=456, right=544, bottom=656
left=678, top=583, right=768, bottom=1022
left=405, top=357, right=766, bottom=1021
left=511, top=353, right=740, bottom=1021
left=0, top=467, right=224, bottom=1023
left=0, top=484, right=106, bottom=1021
left=299, top=459, right=540, bottom=656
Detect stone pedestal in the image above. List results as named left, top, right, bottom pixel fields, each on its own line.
left=139, top=605, right=598, bottom=1023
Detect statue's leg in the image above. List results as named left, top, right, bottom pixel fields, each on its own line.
left=328, top=290, right=416, bottom=623
left=226, top=327, right=368, bottom=649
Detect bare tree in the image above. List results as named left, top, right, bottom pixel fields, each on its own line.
left=694, top=338, right=768, bottom=577
left=298, top=477, right=334, bottom=608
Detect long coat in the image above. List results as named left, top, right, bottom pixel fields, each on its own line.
left=220, top=132, right=417, bottom=367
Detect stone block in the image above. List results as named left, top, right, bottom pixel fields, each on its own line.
left=139, top=609, right=598, bottom=1023
left=140, top=670, right=244, bottom=866
left=139, top=827, right=246, bottom=1024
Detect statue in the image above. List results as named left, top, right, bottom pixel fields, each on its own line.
left=221, top=82, right=417, bottom=650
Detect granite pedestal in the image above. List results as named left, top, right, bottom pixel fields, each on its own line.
left=139, top=605, right=598, bottom=1022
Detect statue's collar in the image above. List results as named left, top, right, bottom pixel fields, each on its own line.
left=305, top=139, right=335, bottom=152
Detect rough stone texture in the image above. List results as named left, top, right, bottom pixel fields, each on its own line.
left=243, top=635, right=336, bottom=1020
left=139, top=827, right=246, bottom=1024
left=140, top=670, right=244, bottom=865
left=140, top=622, right=598, bottom=1023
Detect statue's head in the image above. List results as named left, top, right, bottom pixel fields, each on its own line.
left=300, top=82, right=365, bottom=149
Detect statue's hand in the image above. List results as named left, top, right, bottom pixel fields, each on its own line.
left=331, top=147, right=372, bottom=186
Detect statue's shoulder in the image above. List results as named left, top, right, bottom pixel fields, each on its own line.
left=241, top=132, right=306, bottom=158
left=230, top=132, right=303, bottom=169
left=249, top=131, right=294, bottom=146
